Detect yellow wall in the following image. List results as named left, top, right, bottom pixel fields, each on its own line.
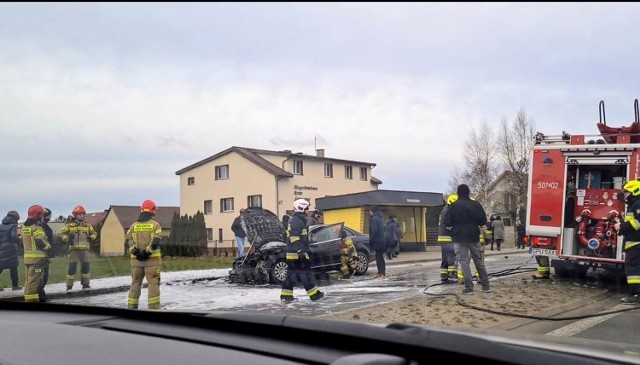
left=179, top=151, right=278, bottom=246
left=179, top=150, right=378, bottom=247
left=323, top=207, right=366, bottom=232
left=100, top=211, right=125, bottom=256
left=277, top=157, right=376, bottom=217
left=323, top=206, right=427, bottom=242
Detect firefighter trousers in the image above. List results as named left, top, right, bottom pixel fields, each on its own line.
left=440, top=243, right=456, bottom=279
left=535, top=255, right=551, bottom=277
left=280, top=258, right=320, bottom=299
left=128, top=265, right=161, bottom=310
left=625, top=245, right=640, bottom=295
left=67, top=249, right=91, bottom=288
left=24, top=259, right=46, bottom=302
left=37, top=259, right=50, bottom=301
left=340, top=253, right=357, bottom=276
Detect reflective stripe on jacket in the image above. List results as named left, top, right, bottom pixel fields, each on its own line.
left=21, top=224, right=49, bottom=265
left=61, top=221, right=97, bottom=250
left=126, top=219, right=162, bottom=260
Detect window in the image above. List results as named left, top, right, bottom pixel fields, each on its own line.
left=220, top=197, right=234, bottom=212
left=218, top=228, right=223, bottom=242
left=360, top=167, right=367, bottom=181
left=187, top=177, right=195, bottom=185
left=293, top=160, right=303, bottom=175
left=345, top=165, right=353, bottom=179
left=247, top=195, right=262, bottom=208
left=324, top=163, right=333, bottom=178
left=204, top=200, right=212, bottom=214
left=206, top=228, right=213, bottom=241
left=215, top=165, right=229, bottom=180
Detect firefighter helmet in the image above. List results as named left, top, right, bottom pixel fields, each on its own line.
left=72, top=205, right=86, bottom=218
left=446, top=194, right=458, bottom=205
left=293, top=199, right=310, bottom=213
left=27, top=205, right=45, bottom=220
left=141, top=200, right=158, bottom=214
left=623, top=180, right=640, bottom=196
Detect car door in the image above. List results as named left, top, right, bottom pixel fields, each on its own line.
left=308, top=223, right=344, bottom=268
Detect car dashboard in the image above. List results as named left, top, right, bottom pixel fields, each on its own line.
left=0, top=302, right=635, bottom=365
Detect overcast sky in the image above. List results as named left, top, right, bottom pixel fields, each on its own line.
left=2, top=2, right=640, bottom=218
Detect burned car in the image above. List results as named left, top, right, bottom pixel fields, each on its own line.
left=228, top=207, right=370, bottom=284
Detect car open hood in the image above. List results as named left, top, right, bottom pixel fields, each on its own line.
left=241, top=208, right=286, bottom=251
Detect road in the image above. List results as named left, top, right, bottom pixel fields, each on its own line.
left=52, top=252, right=640, bottom=345
left=54, top=252, right=538, bottom=315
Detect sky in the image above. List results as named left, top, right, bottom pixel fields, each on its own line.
left=2, top=2, right=640, bottom=219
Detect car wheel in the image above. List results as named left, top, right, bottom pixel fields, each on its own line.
left=270, top=259, right=288, bottom=285
left=354, top=252, right=369, bottom=276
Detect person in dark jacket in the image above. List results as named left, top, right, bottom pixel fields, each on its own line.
left=231, top=209, right=247, bottom=258
left=368, top=205, right=386, bottom=279
left=384, top=216, right=397, bottom=260
left=38, top=208, right=53, bottom=302
left=0, top=211, right=21, bottom=291
left=307, top=210, right=321, bottom=228
left=516, top=220, right=526, bottom=249
left=443, top=184, right=491, bottom=294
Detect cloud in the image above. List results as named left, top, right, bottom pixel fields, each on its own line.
left=2, top=3, right=640, bottom=216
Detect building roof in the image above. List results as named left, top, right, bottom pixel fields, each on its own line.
left=316, top=190, right=443, bottom=210
left=84, top=211, right=107, bottom=227
left=107, top=205, right=180, bottom=230
left=370, top=176, right=383, bottom=185
left=175, top=146, right=376, bottom=176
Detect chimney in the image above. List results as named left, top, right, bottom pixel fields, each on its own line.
left=316, top=148, right=325, bottom=157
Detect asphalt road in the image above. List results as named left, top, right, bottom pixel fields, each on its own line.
left=52, top=251, right=640, bottom=345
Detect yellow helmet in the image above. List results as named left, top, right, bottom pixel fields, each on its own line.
left=624, top=180, right=640, bottom=196
left=447, top=194, right=458, bottom=205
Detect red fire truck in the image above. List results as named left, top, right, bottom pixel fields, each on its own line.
left=526, top=100, right=640, bottom=278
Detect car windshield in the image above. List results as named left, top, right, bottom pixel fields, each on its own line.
left=3, top=2, right=640, bottom=362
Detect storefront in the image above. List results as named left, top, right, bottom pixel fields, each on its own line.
left=316, top=190, right=443, bottom=252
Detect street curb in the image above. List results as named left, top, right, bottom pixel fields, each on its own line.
left=0, top=276, right=226, bottom=303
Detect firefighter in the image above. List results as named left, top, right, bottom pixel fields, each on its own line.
left=38, top=208, right=54, bottom=302
left=60, top=205, right=97, bottom=291
left=438, top=194, right=458, bottom=282
left=280, top=199, right=324, bottom=302
left=21, top=205, right=51, bottom=302
left=614, top=180, right=640, bottom=304
left=126, top=200, right=162, bottom=310
left=337, top=226, right=358, bottom=279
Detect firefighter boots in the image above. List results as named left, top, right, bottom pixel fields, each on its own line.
left=532, top=272, right=550, bottom=279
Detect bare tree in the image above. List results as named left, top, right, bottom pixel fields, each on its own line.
left=447, top=166, right=466, bottom=195
left=451, top=121, right=499, bottom=207
left=498, top=107, right=536, bottom=221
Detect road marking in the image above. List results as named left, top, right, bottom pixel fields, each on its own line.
left=546, top=304, right=627, bottom=337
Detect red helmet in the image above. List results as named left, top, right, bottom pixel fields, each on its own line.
left=72, top=205, right=86, bottom=218
left=141, top=200, right=157, bottom=214
left=27, top=205, right=45, bottom=220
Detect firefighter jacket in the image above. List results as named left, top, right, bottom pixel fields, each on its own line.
left=126, top=215, right=162, bottom=266
left=437, top=205, right=452, bottom=243
left=61, top=220, right=97, bottom=250
left=443, top=197, right=488, bottom=244
left=619, top=197, right=640, bottom=252
left=21, top=222, right=50, bottom=265
left=339, top=229, right=356, bottom=256
left=286, top=212, right=309, bottom=260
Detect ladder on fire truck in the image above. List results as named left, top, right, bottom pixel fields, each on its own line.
left=534, top=99, right=640, bottom=146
